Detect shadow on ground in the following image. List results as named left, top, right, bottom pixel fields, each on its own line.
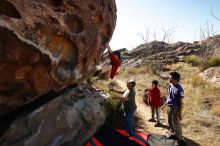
left=148, top=133, right=201, bottom=146
left=185, top=137, right=201, bottom=146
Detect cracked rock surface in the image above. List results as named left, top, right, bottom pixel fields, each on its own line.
left=1, top=83, right=108, bottom=146
left=0, top=0, right=117, bottom=116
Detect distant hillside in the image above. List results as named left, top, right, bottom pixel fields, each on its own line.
left=121, top=34, right=220, bottom=67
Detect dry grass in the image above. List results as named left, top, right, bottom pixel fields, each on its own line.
left=211, top=105, right=220, bottom=117
left=119, top=65, right=151, bottom=77
left=93, top=80, right=110, bottom=92
left=119, top=60, right=162, bottom=77
left=92, top=79, right=122, bottom=98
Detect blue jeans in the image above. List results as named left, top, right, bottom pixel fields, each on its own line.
left=124, top=108, right=136, bottom=136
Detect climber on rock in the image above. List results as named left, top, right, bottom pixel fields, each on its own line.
left=107, top=45, right=121, bottom=79
left=94, top=45, right=121, bottom=79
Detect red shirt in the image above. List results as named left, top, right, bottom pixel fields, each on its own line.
left=148, top=87, right=161, bottom=107
left=109, top=52, right=121, bottom=79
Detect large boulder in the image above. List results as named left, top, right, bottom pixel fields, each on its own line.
left=0, top=83, right=108, bottom=146
left=0, top=0, right=117, bottom=116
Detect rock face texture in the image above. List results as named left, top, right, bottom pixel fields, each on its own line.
left=119, top=41, right=200, bottom=68
left=119, top=35, right=220, bottom=68
left=200, top=67, right=220, bottom=84
left=0, top=0, right=117, bottom=116
left=0, top=83, right=108, bottom=146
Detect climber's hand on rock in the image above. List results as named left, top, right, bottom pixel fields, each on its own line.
left=106, top=44, right=110, bottom=49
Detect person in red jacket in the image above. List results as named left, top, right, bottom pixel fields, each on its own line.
left=106, top=45, right=121, bottom=79
left=148, top=80, right=162, bottom=127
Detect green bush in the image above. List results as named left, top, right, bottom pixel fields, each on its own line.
left=105, top=98, right=124, bottom=128
left=200, top=55, right=220, bottom=71
left=105, top=91, right=123, bottom=112
left=106, top=97, right=121, bottom=111
left=207, top=56, right=220, bottom=67
left=185, top=55, right=201, bottom=66
left=185, top=55, right=220, bottom=70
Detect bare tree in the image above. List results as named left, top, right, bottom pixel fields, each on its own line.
left=138, top=26, right=151, bottom=43
left=199, top=20, right=216, bottom=41
left=199, top=20, right=217, bottom=57
left=161, top=26, right=177, bottom=43
left=211, top=6, right=220, bottom=22
left=152, top=29, right=158, bottom=41
left=138, top=25, right=177, bottom=44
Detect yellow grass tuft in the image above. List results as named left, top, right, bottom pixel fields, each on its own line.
left=121, top=65, right=150, bottom=75
left=211, top=105, right=220, bottom=117
left=185, top=55, right=201, bottom=66
left=93, top=80, right=110, bottom=92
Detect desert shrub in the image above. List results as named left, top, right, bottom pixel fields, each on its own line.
left=200, top=55, right=220, bottom=71
left=106, top=97, right=121, bottom=111
left=105, top=98, right=124, bottom=128
left=109, top=91, right=121, bottom=99
left=184, top=55, right=220, bottom=70
left=185, top=55, right=201, bottom=66
left=126, top=66, right=148, bottom=74
left=207, top=55, right=220, bottom=67
left=145, top=60, right=162, bottom=74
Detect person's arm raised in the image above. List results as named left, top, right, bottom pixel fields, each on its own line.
left=107, top=44, right=113, bottom=54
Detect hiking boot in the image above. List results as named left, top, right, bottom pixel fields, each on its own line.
left=154, top=122, right=162, bottom=127
left=166, top=134, right=177, bottom=139
left=148, top=118, right=156, bottom=122
left=174, top=140, right=186, bottom=146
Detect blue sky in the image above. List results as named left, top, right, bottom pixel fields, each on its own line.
left=109, top=0, right=220, bottom=50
